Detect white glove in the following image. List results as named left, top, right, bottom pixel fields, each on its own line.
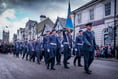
left=61, top=45, right=64, bottom=48
left=47, top=49, right=50, bottom=52
left=75, top=48, right=77, bottom=51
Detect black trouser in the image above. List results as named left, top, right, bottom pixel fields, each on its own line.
left=56, top=48, right=61, bottom=64
left=22, top=48, right=27, bottom=59
left=26, top=51, right=30, bottom=60
left=44, top=49, right=49, bottom=64
left=84, top=51, right=94, bottom=71
left=16, top=49, right=19, bottom=57
left=47, top=48, right=56, bottom=69
left=36, top=51, right=41, bottom=64
left=13, top=49, right=16, bottom=56
left=74, top=56, right=81, bottom=66
left=30, top=51, right=36, bottom=62
left=47, top=57, right=55, bottom=69
left=63, top=46, right=71, bottom=68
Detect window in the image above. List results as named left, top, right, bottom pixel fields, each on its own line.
left=78, top=13, right=81, bottom=23
left=105, top=2, right=111, bottom=16
left=89, top=9, right=94, bottom=20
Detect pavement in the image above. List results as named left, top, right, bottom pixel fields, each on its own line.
left=95, top=57, right=118, bottom=62
left=0, top=53, right=118, bottom=79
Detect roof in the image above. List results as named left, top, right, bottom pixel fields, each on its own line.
left=26, top=20, right=38, bottom=29
left=36, top=18, right=54, bottom=33
left=72, top=0, right=103, bottom=14
left=53, top=17, right=66, bottom=29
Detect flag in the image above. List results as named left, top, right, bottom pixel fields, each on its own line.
left=65, top=0, right=74, bottom=30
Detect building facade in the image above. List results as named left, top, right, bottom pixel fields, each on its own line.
left=36, top=18, right=54, bottom=36
left=17, top=28, right=25, bottom=42
left=25, top=20, right=38, bottom=40
left=72, top=0, right=118, bottom=47
left=13, top=34, right=17, bottom=43
left=2, top=30, right=9, bottom=44
left=53, top=17, right=66, bottom=31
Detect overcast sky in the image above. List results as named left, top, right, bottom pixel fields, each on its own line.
left=0, top=0, right=91, bottom=41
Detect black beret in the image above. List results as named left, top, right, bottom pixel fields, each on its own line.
left=52, top=29, right=56, bottom=32
left=85, top=23, right=93, bottom=27
left=46, top=31, right=50, bottom=32
left=79, top=30, right=83, bottom=32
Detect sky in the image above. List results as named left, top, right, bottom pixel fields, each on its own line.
left=0, top=0, right=91, bottom=42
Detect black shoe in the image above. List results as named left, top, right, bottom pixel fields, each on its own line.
left=47, top=67, right=49, bottom=69
left=51, top=68, right=56, bottom=70
left=73, top=63, right=76, bottom=66
left=85, top=71, right=91, bottom=74
left=67, top=62, right=70, bottom=64
left=58, top=63, right=61, bottom=65
left=56, top=63, right=61, bottom=65
left=88, top=70, right=92, bottom=72
left=37, top=62, right=40, bottom=64
left=78, top=64, right=83, bottom=67
left=64, top=66, right=70, bottom=69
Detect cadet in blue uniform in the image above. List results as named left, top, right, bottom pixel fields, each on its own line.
left=56, top=31, right=63, bottom=65
left=35, top=37, right=42, bottom=64
left=83, top=23, right=97, bottom=74
left=29, top=39, right=36, bottom=62
left=74, top=30, right=83, bottom=67
left=47, top=30, right=60, bottom=70
left=62, top=28, right=73, bottom=69
left=15, top=39, right=20, bottom=58
left=26, top=40, right=31, bottom=60
left=22, top=39, right=28, bottom=60
left=13, top=40, right=17, bottom=56
left=43, top=31, right=50, bottom=65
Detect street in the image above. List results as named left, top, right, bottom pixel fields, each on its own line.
left=0, top=54, right=118, bottom=79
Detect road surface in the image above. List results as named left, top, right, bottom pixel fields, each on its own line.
left=0, top=54, right=118, bottom=79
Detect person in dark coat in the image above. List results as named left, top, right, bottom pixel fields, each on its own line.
left=74, top=30, right=83, bottom=67
left=42, top=31, right=50, bottom=65
left=22, top=39, right=28, bottom=60
left=47, top=30, right=60, bottom=70
left=56, top=31, right=63, bottom=65
left=62, top=28, right=73, bottom=69
left=35, top=37, right=42, bottom=64
left=29, top=39, right=36, bottom=62
left=14, top=39, right=20, bottom=58
left=83, top=23, right=97, bottom=74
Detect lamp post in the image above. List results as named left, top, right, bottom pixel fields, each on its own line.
left=114, top=0, right=118, bottom=59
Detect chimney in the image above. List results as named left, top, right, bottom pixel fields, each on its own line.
left=40, top=15, right=47, bottom=22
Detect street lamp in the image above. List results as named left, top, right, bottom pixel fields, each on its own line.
left=114, top=0, right=117, bottom=59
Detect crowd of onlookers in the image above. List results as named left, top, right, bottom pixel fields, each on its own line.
left=0, top=42, right=118, bottom=59
left=0, top=43, right=14, bottom=54
left=95, top=45, right=115, bottom=58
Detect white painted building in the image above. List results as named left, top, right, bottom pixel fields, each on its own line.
left=72, top=0, right=118, bottom=47
left=17, top=28, right=25, bottom=42
left=53, top=17, right=66, bottom=31
left=25, top=20, right=38, bottom=40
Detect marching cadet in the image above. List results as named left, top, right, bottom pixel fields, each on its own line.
left=15, top=39, right=20, bottom=58
left=13, top=40, right=16, bottom=56
left=22, top=39, right=28, bottom=60
left=35, top=37, right=42, bottom=64
left=56, top=31, right=63, bottom=65
left=74, top=30, right=83, bottom=67
left=83, top=23, right=97, bottom=74
left=47, top=29, right=60, bottom=70
left=43, top=31, right=50, bottom=65
left=26, top=40, right=31, bottom=60
left=29, top=39, right=36, bottom=62
left=62, top=28, right=73, bottom=69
